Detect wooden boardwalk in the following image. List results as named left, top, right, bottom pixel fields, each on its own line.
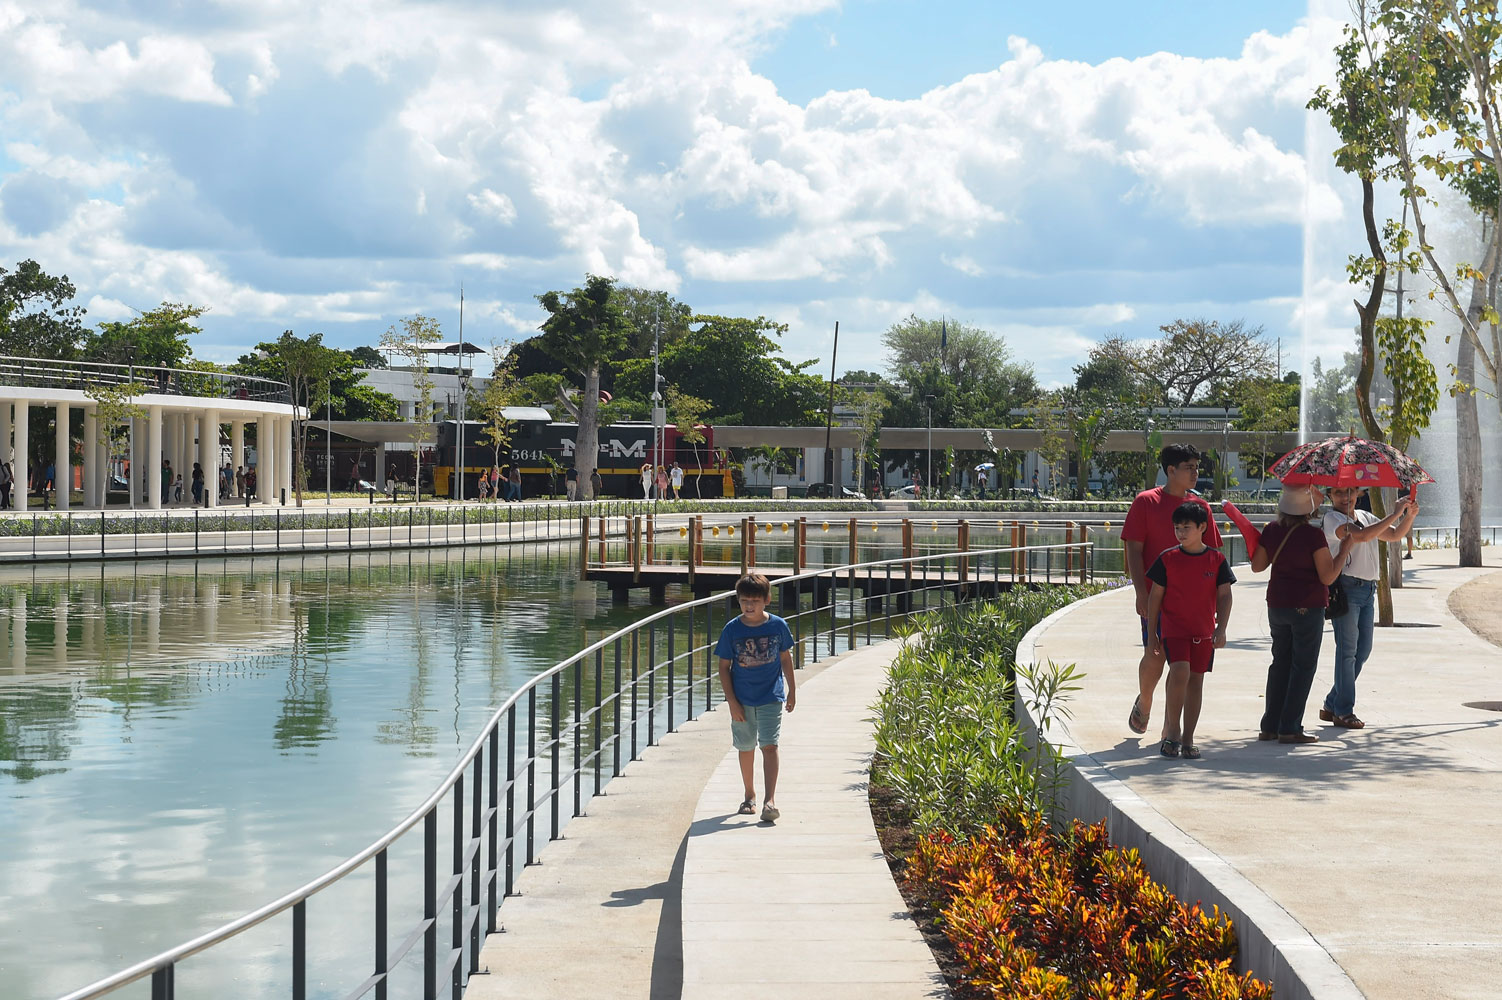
left=579, top=513, right=1093, bottom=604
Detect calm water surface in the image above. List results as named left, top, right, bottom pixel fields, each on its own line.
left=0, top=543, right=673, bottom=1000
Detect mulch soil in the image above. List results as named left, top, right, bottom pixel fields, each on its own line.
left=867, top=782, right=985, bottom=1000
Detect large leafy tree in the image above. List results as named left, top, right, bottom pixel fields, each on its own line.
left=235, top=331, right=348, bottom=505
left=0, top=259, right=87, bottom=359
left=537, top=276, right=631, bottom=499
left=1093, top=321, right=1277, bottom=408
left=86, top=302, right=204, bottom=371
left=613, top=314, right=826, bottom=425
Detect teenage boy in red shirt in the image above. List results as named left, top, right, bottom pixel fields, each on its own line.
left=1143, top=502, right=1235, bottom=759
left=1122, top=443, right=1221, bottom=736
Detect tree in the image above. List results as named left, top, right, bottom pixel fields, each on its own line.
left=0, top=260, right=87, bottom=358
left=751, top=444, right=796, bottom=492
left=1230, top=374, right=1301, bottom=490
left=612, top=313, right=826, bottom=425
left=1343, top=1, right=1499, bottom=566
left=666, top=387, right=711, bottom=496
left=536, top=276, right=631, bottom=501
left=843, top=387, right=886, bottom=494
left=83, top=381, right=148, bottom=502
left=611, top=286, right=693, bottom=359
left=86, top=303, right=204, bottom=371
left=381, top=315, right=443, bottom=500
left=1094, top=321, right=1276, bottom=408
left=882, top=315, right=1038, bottom=433
left=348, top=345, right=386, bottom=369
left=239, top=331, right=345, bottom=506
left=474, top=343, right=525, bottom=471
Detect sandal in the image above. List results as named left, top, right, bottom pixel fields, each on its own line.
left=1318, top=708, right=1334, bottom=723
left=1159, top=739, right=1181, bottom=758
left=1332, top=714, right=1365, bottom=729
left=760, top=803, right=780, bottom=823
left=1181, top=744, right=1202, bottom=760
left=1128, top=695, right=1149, bottom=735
left=737, top=797, right=756, bottom=815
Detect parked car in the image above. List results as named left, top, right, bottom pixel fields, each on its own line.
left=888, top=484, right=918, bottom=499
left=806, top=483, right=864, bottom=499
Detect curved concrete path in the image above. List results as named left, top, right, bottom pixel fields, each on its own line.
left=1028, top=549, right=1502, bottom=1000
left=468, top=641, right=944, bottom=1000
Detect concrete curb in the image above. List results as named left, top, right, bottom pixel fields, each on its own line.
left=1015, top=589, right=1364, bottom=1000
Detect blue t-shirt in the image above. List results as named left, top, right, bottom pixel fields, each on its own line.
left=714, top=613, right=795, bottom=706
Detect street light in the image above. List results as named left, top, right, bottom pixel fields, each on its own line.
left=925, top=394, right=935, bottom=498
left=1142, top=411, right=1156, bottom=492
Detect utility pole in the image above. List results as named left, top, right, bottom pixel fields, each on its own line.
left=925, top=393, right=934, bottom=497
left=651, top=302, right=663, bottom=498
left=325, top=387, right=332, bottom=504
left=822, top=321, right=838, bottom=486
left=455, top=285, right=466, bottom=502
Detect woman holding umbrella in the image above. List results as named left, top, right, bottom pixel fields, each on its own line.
left=1247, top=484, right=1355, bottom=744
left=1319, top=487, right=1418, bottom=730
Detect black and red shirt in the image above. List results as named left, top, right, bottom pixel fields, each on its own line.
left=1146, top=545, right=1236, bottom=638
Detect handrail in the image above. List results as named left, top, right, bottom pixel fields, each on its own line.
left=54, top=535, right=1095, bottom=1000
left=0, top=354, right=290, bottom=404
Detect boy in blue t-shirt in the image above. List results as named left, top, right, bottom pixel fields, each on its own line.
left=715, top=573, right=797, bottom=823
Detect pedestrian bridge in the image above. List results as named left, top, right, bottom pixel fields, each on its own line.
left=0, top=354, right=297, bottom=511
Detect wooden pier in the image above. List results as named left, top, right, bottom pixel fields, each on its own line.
left=579, top=514, right=1092, bottom=605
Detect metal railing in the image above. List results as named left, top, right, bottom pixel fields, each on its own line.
left=0, top=354, right=290, bottom=403
left=54, top=535, right=1095, bottom=1000
left=1410, top=524, right=1502, bottom=548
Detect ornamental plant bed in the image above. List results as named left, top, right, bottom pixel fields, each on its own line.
left=869, top=596, right=1272, bottom=999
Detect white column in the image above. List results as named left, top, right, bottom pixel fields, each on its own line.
left=162, top=413, right=176, bottom=500
left=147, top=406, right=164, bottom=509
left=83, top=407, right=98, bottom=509
left=256, top=416, right=270, bottom=504
left=279, top=415, right=293, bottom=504
left=13, top=400, right=28, bottom=511
left=55, top=402, right=71, bottom=510
left=231, top=420, right=245, bottom=495
left=204, top=408, right=219, bottom=508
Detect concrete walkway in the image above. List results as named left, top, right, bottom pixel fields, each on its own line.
left=680, top=642, right=945, bottom=1000
left=468, top=641, right=944, bottom=1000
left=1029, top=548, right=1502, bottom=1000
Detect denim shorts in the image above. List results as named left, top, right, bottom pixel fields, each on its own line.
left=731, top=701, right=784, bottom=751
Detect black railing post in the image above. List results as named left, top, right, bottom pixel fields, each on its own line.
left=526, top=689, right=536, bottom=864
left=424, top=808, right=438, bottom=1000
left=150, top=965, right=173, bottom=1000
left=647, top=620, right=657, bottom=747
left=375, top=848, right=389, bottom=1000
left=504, top=705, right=516, bottom=897
left=452, top=774, right=464, bottom=1000
left=292, top=899, right=307, bottom=1000
left=594, top=648, right=604, bottom=796
left=613, top=640, right=623, bottom=778
left=470, top=753, right=482, bottom=976
left=550, top=672, right=561, bottom=840
left=630, top=631, right=640, bottom=761
left=667, top=611, right=676, bottom=734
left=573, top=658, right=582, bottom=818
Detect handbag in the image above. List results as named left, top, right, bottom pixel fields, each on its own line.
left=1326, top=578, right=1350, bottom=620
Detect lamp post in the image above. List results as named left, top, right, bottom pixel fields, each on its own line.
left=925, top=394, right=934, bottom=497
left=325, top=387, right=332, bottom=504
left=1142, top=411, right=1156, bottom=492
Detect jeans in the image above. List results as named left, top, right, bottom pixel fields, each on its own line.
left=1324, top=575, right=1376, bottom=717
left=1261, top=605, right=1325, bottom=736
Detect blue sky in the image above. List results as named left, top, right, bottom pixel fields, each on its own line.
left=0, top=0, right=1333, bottom=386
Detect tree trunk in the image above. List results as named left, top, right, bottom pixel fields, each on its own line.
left=577, top=366, right=601, bottom=500
left=1457, top=315, right=1484, bottom=566
left=1369, top=487, right=1394, bottom=626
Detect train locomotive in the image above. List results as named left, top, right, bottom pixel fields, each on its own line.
left=433, top=419, right=728, bottom=499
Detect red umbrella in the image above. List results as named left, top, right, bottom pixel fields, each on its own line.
left=1270, top=435, right=1434, bottom=489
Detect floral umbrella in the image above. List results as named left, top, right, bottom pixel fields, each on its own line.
left=1270, top=435, right=1435, bottom=489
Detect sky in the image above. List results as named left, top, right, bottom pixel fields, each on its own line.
left=0, top=0, right=1338, bottom=387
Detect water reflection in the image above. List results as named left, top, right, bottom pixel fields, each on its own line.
left=0, top=543, right=667, bottom=1000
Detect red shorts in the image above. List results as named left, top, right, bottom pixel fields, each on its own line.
left=1162, top=636, right=1215, bottom=674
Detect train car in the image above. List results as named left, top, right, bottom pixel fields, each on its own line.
left=433, top=419, right=729, bottom=499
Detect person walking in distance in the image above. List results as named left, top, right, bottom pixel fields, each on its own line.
left=670, top=461, right=683, bottom=500
left=1122, top=444, right=1221, bottom=736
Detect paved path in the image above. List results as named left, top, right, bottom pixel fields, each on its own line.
left=468, top=641, right=944, bottom=1000
left=680, top=642, right=945, bottom=1000
left=1030, top=548, right=1502, bottom=1000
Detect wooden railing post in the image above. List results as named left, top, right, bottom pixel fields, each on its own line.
left=958, top=519, right=970, bottom=586
left=796, top=517, right=807, bottom=570
left=646, top=513, right=655, bottom=564
left=747, top=515, right=757, bottom=567
left=632, top=515, right=643, bottom=581
left=579, top=515, right=591, bottom=581
left=739, top=518, right=750, bottom=576
left=1065, top=521, right=1074, bottom=581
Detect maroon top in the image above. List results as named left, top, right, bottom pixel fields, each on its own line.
left=1122, top=487, right=1222, bottom=570
left=1259, top=521, right=1329, bottom=608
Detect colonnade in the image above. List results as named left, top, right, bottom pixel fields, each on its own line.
left=0, top=398, right=296, bottom=511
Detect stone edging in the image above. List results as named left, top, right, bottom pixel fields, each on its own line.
left=1015, top=590, right=1364, bottom=1000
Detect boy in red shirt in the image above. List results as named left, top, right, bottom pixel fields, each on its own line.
left=1122, top=443, right=1221, bottom=736
left=1143, top=501, right=1235, bottom=759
